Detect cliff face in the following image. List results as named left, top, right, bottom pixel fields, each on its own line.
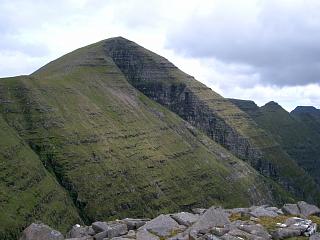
left=0, top=40, right=279, bottom=239
left=103, top=37, right=320, bottom=203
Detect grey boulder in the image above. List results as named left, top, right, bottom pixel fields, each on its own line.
left=171, top=212, right=199, bottom=227
left=136, top=229, right=160, bottom=240
left=282, top=203, right=300, bottom=216
left=138, top=214, right=180, bottom=238
left=250, top=207, right=278, bottom=218
left=191, top=207, right=230, bottom=234
left=19, top=223, right=64, bottom=240
left=121, top=218, right=149, bottom=230
left=298, top=201, right=320, bottom=217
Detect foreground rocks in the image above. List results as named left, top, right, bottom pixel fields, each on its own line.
left=19, top=202, right=320, bottom=240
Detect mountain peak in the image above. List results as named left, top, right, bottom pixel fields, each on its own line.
left=292, top=106, right=319, bottom=114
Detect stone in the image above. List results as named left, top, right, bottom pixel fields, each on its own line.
left=271, top=228, right=301, bottom=239
left=138, top=214, right=180, bottom=237
left=220, top=233, right=243, bottom=240
left=167, top=232, right=189, bottom=240
left=65, top=237, right=93, bottom=240
left=237, top=223, right=271, bottom=239
left=19, top=223, right=64, bottom=240
left=191, top=207, right=230, bottom=234
left=310, top=233, right=320, bottom=240
left=250, top=207, right=278, bottom=218
left=284, top=217, right=317, bottom=236
left=121, top=218, right=149, bottom=230
left=93, top=231, right=108, bottom=240
left=282, top=203, right=300, bottom=216
left=136, top=229, right=160, bottom=240
left=192, top=208, right=207, bottom=215
left=66, top=225, right=92, bottom=238
left=92, top=221, right=109, bottom=233
left=171, top=212, right=199, bottom=226
left=298, top=201, right=320, bottom=217
left=105, top=222, right=128, bottom=238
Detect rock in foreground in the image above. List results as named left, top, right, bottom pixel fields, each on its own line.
left=20, top=202, right=320, bottom=240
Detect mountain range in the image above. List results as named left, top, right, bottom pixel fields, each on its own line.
left=0, top=37, right=319, bottom=239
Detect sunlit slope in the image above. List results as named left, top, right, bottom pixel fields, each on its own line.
left=0, top=113, right=81, bottom=239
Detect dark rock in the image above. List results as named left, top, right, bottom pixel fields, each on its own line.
left=19, top=223, right=64, bottom=240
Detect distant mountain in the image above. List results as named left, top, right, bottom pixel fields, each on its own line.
left=0, top=37, right=319, bottom=239
left=230, top=99, right=320, bottom=186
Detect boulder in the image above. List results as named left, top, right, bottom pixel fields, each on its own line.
left=65, top=237, right=93, bottom=240
left=192, top=208, right=207, bottom=215
left=136, top=229, right=160, bottom=240
left=191, top=207, right=230, bottom=234
left=272, top=228, right=302, bottom=239
left=171, top=212, right=199, bottom=226
left=250, top=207, right=278, bottom=218
left=121, top=218, right=149, bottom=230
left=310, top=233, right=320, bottom=240
left=298, top=201, right=320, bottom=217
left=93, top=231, right=108, bottom=240
left=237, top=223, right=271, bottom=239
left=19, top=223, right=64, bottom=240
left=92, top=222, right=109, bottom=233
left=106, top=222, right=128, bottom=238
left=284, top=217, right=317, bottom=236
left=282, top=203, right=300, bottom=216
left=138, top=214, right=180, bottom=238
left=66, top=225, right=94, bottom=238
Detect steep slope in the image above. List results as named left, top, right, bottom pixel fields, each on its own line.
left=230, top=99, right=320, bottom=185
left=0, top=40, right=281, bottom=238
left=103, top=37, right=320, bottom=204
left=292, top=106, right=320, bottom=134
left=0, top=113, right=81, bottom=239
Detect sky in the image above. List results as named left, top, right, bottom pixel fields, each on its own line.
left=1, top=0, right=320, bottom=111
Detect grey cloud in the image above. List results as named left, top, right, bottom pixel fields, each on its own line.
left=166, top=0, right=320, bottom=86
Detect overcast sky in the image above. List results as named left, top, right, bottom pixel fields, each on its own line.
left=1, top=0, right=320, bottom=111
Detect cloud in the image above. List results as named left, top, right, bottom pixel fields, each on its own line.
left=166, top=0, right=320, bottom=86
left=0, top=0, right=319, bottom=110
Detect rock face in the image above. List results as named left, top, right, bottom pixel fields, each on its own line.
left=19, top=202, right=320, bottom=240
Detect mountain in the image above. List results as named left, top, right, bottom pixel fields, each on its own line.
left=0, top=37, right=319, bottom=239
left=230, top=99, right=320, bottom=186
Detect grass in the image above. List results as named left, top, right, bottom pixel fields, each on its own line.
left=0, top=42, right=278, bottom=239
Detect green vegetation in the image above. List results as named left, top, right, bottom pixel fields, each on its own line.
left=0, top=40, right=279, bottom=238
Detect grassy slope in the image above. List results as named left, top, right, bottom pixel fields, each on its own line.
left=0, top=42, right=279, bottom=237
left=0, top=114, right=81, bottom=239
left=230, top=99, right=320, bottom=186
left=102, top=37, right=320, bottom=204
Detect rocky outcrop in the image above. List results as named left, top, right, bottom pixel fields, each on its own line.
left=19, top=202, right=320, bottom=240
